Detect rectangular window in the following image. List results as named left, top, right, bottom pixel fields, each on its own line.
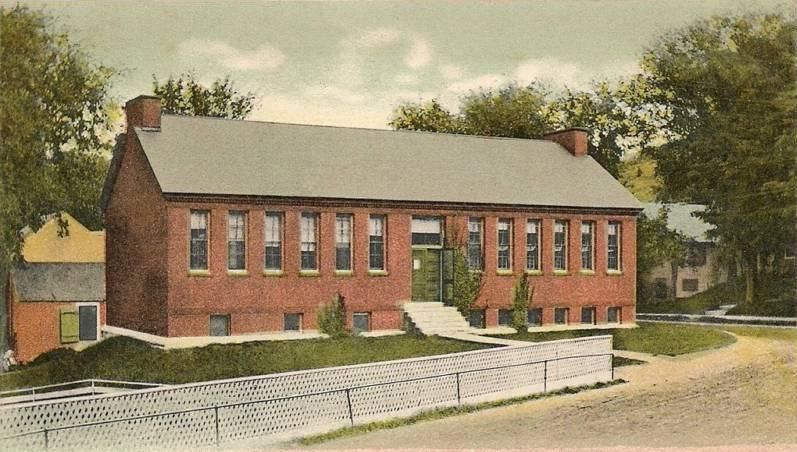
left=284, top=313, right=303, bottom=332
left=264, top=212, right=282, bottom=271
left=469, top=310, right=486, bottom=328
left=209, top=314, right=230, bottom=337
left=526, top=220, right=540, bottom=271
left=227, top=211, right=246, bottom=270
left=607, top=221, right=621, bottom=271
left=682, top=278, right=699, bottom=292
left=189, top=210, right=209, bottom=270
left=300, top=213, right=318, bottom=271
left=554, top=220, right=568, bottom=271
left=467, top=217, right=483, bottom=270
left=369, top=215, right=385, bottom=270
left=352, top=312, right=371, bottom=334
left=607, top=307, right=621, bottom=324
left=554, top=307, right=569, bottom=325
left=411, top=216, right=442, bottom=246
left=78, top=305, right=98, bottom=341
left=581, top=307, right=596, bottom=325
left=497, top=218, right=512, bottom=270
left=335, top=214, right=353, bottom=271
left=527, top=308, right=543, bottom=326
left=498, top=309, right=512, bottom=326
left=580, top=221, right=594, bottom=271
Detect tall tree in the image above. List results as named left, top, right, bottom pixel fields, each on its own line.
left=641, top=13, right=796, bottom=304
left=0, top=6, right=115, bottom=266
left=152, top=73, right=256, bottom=119
left=389, top=82, right=656, bottom=177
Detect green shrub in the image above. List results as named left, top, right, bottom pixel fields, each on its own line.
left=510, top=274, right=531, bottom=332
left=451, top=247, right=483, bottom=317
left=317, top=292, right=348, bottom=338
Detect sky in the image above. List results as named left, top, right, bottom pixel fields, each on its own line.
left=16, top=0, right=793, bottom=129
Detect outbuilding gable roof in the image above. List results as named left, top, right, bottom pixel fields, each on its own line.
left=10, top=263, right=105, bottom=302
left=134, top=115, right=642, bottom=211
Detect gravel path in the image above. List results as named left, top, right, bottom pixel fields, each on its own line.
left=303, top=334, right=797, bottom=449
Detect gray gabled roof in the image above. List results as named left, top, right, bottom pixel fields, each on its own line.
left=642, top=203, right=714, bottom=242
left=134, top=115, right=642, bottom=210
left=10, top=263, right=105, bottom=302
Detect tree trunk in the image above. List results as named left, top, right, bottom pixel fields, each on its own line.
left=670, top=261, right=679, bottom=299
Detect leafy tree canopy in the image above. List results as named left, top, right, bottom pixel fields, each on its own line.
left=0, top=5, right=114, bottom=266
left=389, top=82, right=660, bottom=177
left=642, top=13, right=796, bottom=302
left=152, top=73, right=256, bottom=119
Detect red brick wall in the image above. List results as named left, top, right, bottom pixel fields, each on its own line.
left=9, top=298, right=106, bottom=363
left=104, top=131, right=169, bottom=335
left=162, top=201, right=636, bottom=336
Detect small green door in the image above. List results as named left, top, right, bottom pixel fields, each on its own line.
left=412, top=249, right=441, bottom=301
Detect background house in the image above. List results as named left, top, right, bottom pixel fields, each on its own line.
left=4, top=213, right=106, bottom=363
left=643, top=203, right=728, bottom=300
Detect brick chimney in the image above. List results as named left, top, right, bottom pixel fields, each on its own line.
left=543, top=127, right=589, bottom=157
left=125, top=95, right=162, bottom=131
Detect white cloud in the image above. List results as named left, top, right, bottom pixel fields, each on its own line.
left=439, top=64, right=464, bottom=81
left=513, top=57, right=640, bottom=89
left=178, top=38, right=285, bottom=71
left=404, top=37, right=432, bottom=69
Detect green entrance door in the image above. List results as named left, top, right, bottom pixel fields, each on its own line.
left=412, top=248, right=441, bottom=301
left=411, top=248, right=455, bottom=302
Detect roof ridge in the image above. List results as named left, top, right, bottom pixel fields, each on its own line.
left=156, top=114, right=563, bottom=146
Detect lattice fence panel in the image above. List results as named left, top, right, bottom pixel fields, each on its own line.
left=350, top=374, right=458, bottom=423
left=0, top=335, right=612, bottom=449
left=218, top=391, right=349, bottom=443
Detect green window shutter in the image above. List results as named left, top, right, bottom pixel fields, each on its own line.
left=60, top=308, right=79, bottom=344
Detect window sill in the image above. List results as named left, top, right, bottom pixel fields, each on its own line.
left=525, top=270, right=543, bottom=276
left=579, top=270, right=596, bottom=275
left=367, top=270, right=389, bottom=277
left=496, top=270, right=514, bottom=276
left=552, top=271, right=570, bottom=276
left=606, top=270, right=624, bottom=276
left=188, top=270, right=211, bottom=277
left=299, top=270, right=321, bottom=277
left=262, top=270, right=283, bottom=277
left=335, top=270, right=354, bottom=277
left=227, top=270, right=249, bottom=277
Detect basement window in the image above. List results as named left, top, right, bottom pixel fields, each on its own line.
left=608, top=307, right=621, bottom=324
left=554, top=307, right=569, bottom=325
left=469, top=310, right=486, bottom=329
left=682, top=278, right=699, bottom=292
left=209, top=314, right=230, bottom=337
left=284, top=313, right=303, bottom=332
left=581, top=307, right=596, bottom=325
left=498, top=309, right=511, bottom=326
left=352, top=312, right=371, bottom=335
left=527, top=308, right=543, bottom=327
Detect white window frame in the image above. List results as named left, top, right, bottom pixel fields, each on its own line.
left=467, top=217, right=484, bottom=271
left=189, top=210, right=209, bottom=272
left=335, top=214, right=353, bottom=272
left=526, top=219, right=540, bottom=272
left=607, top=221, right=622, bottom=272
left=227, top=211, right=247, bottom=272
left=264, top=212, right=283, bottom=272
left=580, top=221, right=595, bottom=271
left=497, top=218, right=512, bottom=271
left=368, top=215, right=386, bottom=272
left=554, top=220, right=568, bottom=272
left=300, top=213, right=319, bottom=272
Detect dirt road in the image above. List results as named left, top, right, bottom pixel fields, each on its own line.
left=305, top=334, right=797, bottom=449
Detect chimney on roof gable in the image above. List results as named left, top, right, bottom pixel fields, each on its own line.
left=543, top=127, right=589, bottom=157
left=125, top=95, right=162, bottom=131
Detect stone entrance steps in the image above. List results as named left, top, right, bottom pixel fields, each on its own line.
left=402, top=301, right=471, bottom=335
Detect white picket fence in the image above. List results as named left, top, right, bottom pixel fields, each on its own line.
left=0, top=335, right=612, bottom=451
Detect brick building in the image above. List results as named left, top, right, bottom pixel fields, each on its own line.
left=101, top=95, right=641, bottom=338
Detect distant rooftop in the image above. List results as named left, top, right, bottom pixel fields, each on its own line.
left=642, top=203, right=714, bottom=242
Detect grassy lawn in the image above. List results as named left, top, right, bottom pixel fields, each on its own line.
left=494, top=322, right=736, bottom=356
left=637, top=281, right=738, bottom=314
left=0, top=335, right=491, bottom=391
